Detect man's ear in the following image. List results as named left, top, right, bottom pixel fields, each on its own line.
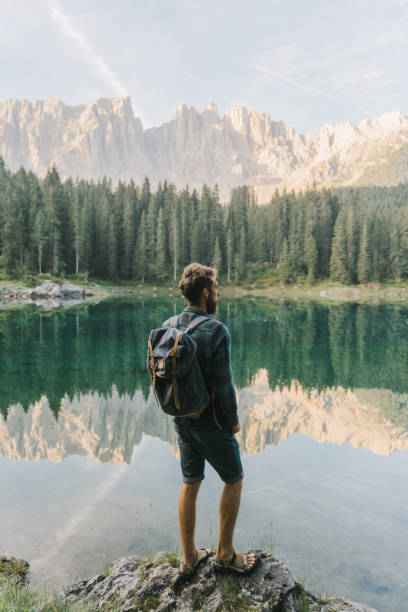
left=202, top=287, right=209, bottom=299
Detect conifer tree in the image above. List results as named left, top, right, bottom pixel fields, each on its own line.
left=226, top=227, right=234, bottom=283
left=279, top=238, right=290, bottom=284
left=1, top=184, right=20, bottom=274
left=133, top=211, right=146, bottom=282
left=155, top=208, right=166, bottom=280
left=212, top=235, right=222, bottom=272
left=357, top=219, right=371, bottom=283
left=330, top=211, right=349, bottom=283
left=305, top=226, right=318, bottom=283
left=33, top=208, right=47, bottom=274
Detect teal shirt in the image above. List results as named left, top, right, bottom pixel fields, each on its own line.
left=162, top=306, right=239, bottom=432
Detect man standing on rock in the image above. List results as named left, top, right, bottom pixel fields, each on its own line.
left=162, top=263, right=258, bottom=577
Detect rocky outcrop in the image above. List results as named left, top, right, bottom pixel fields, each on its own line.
left=60, top=551, right=377, bottom=612
left=1, top=97, right=408, bottom=199
left=1, top=550, right=377, bottom=611
left=30, top=280, right=85, bottom=299
left=0, top=552, right=29, bottom=585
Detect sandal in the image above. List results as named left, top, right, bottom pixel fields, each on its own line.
left=180, top=548, right=212, bottom=576
left=213, top=549, right=259, bottom=576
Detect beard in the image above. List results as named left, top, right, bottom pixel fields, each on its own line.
left=206, top=291, right=218, bottom=315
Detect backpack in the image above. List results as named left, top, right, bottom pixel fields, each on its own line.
left=147, top=314, right=211, bottom=417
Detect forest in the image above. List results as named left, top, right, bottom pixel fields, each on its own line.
left=1, top=157, right=408, bottom=284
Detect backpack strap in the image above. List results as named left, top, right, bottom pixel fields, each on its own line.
left=185, top=314, right=210, bottom=334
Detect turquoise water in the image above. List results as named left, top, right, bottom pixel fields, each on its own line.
left=0, top=298, right=407, bottom=611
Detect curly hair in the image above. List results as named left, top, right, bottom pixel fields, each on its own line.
left=178, top=263, right=216, bottom=304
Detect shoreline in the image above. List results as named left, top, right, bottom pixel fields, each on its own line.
left=0, top=279, right=407, bottom=310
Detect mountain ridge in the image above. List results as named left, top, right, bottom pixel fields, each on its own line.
left=1, top=96, right=408, bottom=200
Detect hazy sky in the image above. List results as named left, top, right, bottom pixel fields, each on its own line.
left=1, top=0, right=407, bottom=132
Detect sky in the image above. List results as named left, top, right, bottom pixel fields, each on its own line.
left=0, top=0, right=407, bottom=133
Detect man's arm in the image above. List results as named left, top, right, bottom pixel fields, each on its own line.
left=211, top=325, right=240, bottom=434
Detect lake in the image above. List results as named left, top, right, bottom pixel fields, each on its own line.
left=0, top=297, right=407, bottom=611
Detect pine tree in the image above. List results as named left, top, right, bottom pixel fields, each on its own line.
left=133, top=211, right=146, bottom=282
left=1, top=185, right=20, bottom=274
left=238, top=226, right=246, bottom=278
left=305, top=229, right=318, bottom=283
left=43, top=166, right=65, bottom=276
left=107, top=210, right=118, bottom=280
left=357, top=219, right=371, bottom=283
left=155, top=208, right=167, bottom=280
left=330, top=211, right=349, bottom=283
left=79, top=194, right=93, bottom=275
left=212, top=235, right=222, bottom=273
left=33, top=208, right=47, bottom=274
left=279, top=238, right=290, bottom=284
left=226, top=227, right=234, bottom=283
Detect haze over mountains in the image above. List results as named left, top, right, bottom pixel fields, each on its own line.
left=1, top=96, right=408, bottom=200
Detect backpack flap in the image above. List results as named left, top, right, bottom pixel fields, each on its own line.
left=148, top=327, right=197, bottom=378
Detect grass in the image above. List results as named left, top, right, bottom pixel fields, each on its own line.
left=0, top=558, right=29, bottom=583
left=131, top=595, right=161, bottom=611
left=153, top=551, right=180, bottom=569
left=217, top=576, right=257, bottom=612
left=0, top=574, right=94, bottom=612
left=293, top=583, right=312, bottom=612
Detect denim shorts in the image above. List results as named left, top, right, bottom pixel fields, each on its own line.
left=174, top=412, right=243, bottom=485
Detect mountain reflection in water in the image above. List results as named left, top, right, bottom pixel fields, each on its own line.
left=1, top=374, right=407, bottom=463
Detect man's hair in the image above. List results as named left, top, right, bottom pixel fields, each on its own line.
left=179, top=263, right=216, bottom=304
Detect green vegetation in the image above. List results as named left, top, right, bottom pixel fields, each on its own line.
left=0, top=558, right=28, bottom=583
left=0, top=574, right=93, bottom=612
left=293, top=583, right=312, bottom=612
left=1, top=157, right=408, bottom=286
left=217, top=575, right=256, bottom=611
left=153, top=551, right=180, bottom=569
left=131, top=595, right=160, bottom=611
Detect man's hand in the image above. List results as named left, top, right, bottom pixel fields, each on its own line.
left=232, top=424, right=240, bottom=435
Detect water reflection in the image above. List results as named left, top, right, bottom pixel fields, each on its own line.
left=1, top=373, right=407, bottom=462
left=1, top=300, right=408, bottom=419
left=1, top=299, right=408, bottom=460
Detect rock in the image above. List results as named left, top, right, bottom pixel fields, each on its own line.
left=84, top=288, right=94, bottom=297
left=60, top=550, right=377, bottom=611
left=31, top=280, right=59, bottom=298
left=60, top=282, right=84, bottom=298
left=60, top=550, right=380, bottom=611
left=49, top=284, right=62, bottom=298
left=0, top=552, right=30, bottom=584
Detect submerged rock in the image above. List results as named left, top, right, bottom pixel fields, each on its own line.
left=59, top=550, right=378, bottom=611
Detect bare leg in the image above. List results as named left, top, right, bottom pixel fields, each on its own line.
left=178, top=481, right=205, bottom=566
left=216, top=477, right=256, bottom=569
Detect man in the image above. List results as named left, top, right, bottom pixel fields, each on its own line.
left=162, top=263, right=258, bottom=577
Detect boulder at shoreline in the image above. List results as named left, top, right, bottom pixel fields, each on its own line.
left=30, top=280, right=86, bottom=299
left=60, top=550, right=378, bottom=612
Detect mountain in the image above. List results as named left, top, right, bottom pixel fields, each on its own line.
left=1, top=97, right=408, bottom=200
left=1, top=374, right=407, bottom=463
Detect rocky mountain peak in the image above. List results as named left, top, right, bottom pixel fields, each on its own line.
left=1, top=96, right=408, bottom=200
